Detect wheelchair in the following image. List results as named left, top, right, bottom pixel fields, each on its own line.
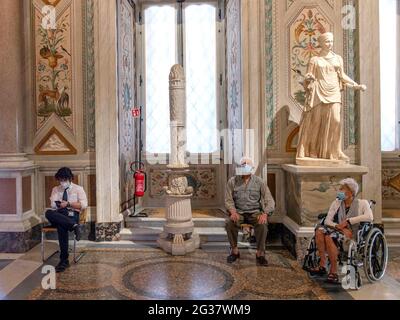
left=303, top=200, right=388, bottom=289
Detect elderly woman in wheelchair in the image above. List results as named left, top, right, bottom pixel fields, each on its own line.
left=304, top=178, right=388, bottom=287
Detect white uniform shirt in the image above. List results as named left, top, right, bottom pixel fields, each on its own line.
left=50, top=183, right=88, bottom=212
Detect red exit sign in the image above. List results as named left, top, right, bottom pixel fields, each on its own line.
left=132, top=108, right=141, bottom=118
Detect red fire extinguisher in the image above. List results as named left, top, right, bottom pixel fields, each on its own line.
left=131, top=161, right=146, bottom=197
left=134, top=169, right=146, bottom=197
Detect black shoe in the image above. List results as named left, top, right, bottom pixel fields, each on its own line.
left=256, top=256, right=269, bottom=267
left=227, top=253, right=240, bottom=264
left=55, top=260, right=70, bottom=273
left=73, top=224, right=81, bottom=242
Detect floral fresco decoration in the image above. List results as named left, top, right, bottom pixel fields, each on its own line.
left=290, top=8, right=330, bottom=106
left=36, top=8, right=73, bottom=130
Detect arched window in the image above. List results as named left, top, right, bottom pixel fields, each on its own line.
left=380, top=0, right=400, bottom=152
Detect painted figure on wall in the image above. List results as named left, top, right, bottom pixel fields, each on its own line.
left=296, top=32, right=366, bottom=165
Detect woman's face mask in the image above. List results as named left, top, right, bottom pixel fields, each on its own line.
left=236, top=164, right=254, bottom=176
left=337, top=186, right=352, bottom=201
left=337, top=192, right=346, bottom=201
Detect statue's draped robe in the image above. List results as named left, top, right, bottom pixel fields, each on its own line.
left=297, top=54, right=350, bottom=161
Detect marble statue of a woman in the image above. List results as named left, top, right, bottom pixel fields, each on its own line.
left=296, top=32, right=366, bottom=166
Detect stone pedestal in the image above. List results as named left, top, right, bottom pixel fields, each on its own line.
left=281, top=164, right=369, bottom=262
left=158, top=168, right=200, bottom=256
left=158, top=194, right=200, bottom=256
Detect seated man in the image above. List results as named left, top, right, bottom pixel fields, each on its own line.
left=225, top=157, right=275, bottom=267
left=45, top=167, right=88, bottom=273
left=310, top=178, right=373, bottom=284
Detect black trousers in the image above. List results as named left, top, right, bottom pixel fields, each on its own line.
left=45, top=209, right=79, bottom=262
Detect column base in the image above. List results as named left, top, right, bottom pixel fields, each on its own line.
left=0, top=154, right=40, bottom=253
left=0, top=224, right=42, bottom=253
left=95, top=222, right=122, bottom=242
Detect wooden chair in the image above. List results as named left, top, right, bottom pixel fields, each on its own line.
left=41, top=209, right=87, bottom=263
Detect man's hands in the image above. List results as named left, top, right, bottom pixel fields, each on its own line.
left=60, top=201, right=81, bottom=210
left=60, top=201, right=68, bottom=209
left=229, top=211, right=268, bottom=224
left=258, top=213, right=268, bottom=225
left=230, top=211, right=240, bottom=223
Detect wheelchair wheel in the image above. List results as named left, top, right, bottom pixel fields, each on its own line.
left=303, top=237, right=319, bottom=272
left=363, top=228, right=388, bottom=282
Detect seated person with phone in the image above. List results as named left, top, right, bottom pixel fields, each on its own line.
left=45, top=167, right=88, bottom=273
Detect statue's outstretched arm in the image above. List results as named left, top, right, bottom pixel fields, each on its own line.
left=338, top=55, right=367, bottom=91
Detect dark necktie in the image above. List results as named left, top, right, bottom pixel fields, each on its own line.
left=63, top=188, right=69, bottom=202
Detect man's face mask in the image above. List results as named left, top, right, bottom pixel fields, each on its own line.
left=60, top=181, right=71, bottom=189
left=236, top=164, right=254, bottom=176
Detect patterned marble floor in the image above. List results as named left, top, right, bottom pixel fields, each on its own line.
left=3, top=245, right=400, bottom=300
left=26, top=248, right=332, bottom=300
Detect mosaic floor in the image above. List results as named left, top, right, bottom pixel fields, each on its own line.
left=26, top=248, right=332, bottom=300
left=2, top=245, right=400, bottom=300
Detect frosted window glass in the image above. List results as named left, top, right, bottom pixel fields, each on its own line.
left=185, top=4, right=218, bottom=153
left=380, top=0, right=399, bottom=151
left=145, top=5, right=176, bottom=154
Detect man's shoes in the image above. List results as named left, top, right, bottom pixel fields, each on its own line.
left=227, top=252, right=240, bottom=264
left=256, top=256, right=269, bottom=267
left=72, top=224, right=81, bottom=242
left=55, top=260, right=70, bottom=273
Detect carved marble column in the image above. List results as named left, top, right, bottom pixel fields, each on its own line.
left=94, top=0, right=122, bottom=241
left=0, top=0, right=40, bottom=252
left=157, top=65, right=200, bottom=255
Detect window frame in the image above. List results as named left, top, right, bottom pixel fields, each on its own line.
left=137, top=0, right=226, bottom=162
left=381, top=0, right=400, bottom=157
